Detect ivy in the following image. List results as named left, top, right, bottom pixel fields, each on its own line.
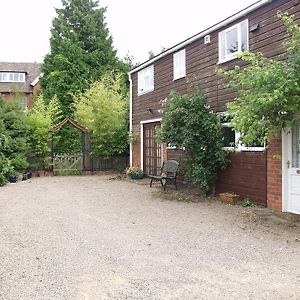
left=217, top=13, right=300, bottom=145
left=158, top=90, right=228, bottom=192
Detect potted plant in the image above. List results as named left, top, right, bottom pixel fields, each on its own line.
left=219, top=192, right=240, bottom=204
left=126, top=166, right=144, bottom=179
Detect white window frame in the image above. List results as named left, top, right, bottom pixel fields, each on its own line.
left=19, top=96, right=28, bottom=111
left=173, top=49, right=186, bottom=80
left=219, top=112, right=265, bottom=152
left=218, top=19, right=249, bottom=64
left=221, top=122, right=239, bottom=151
left=0, top=72, right=26, bottom=83
left=138, top=65, right=154, bottom=95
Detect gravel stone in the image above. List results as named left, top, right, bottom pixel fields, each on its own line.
left=0, top=176, right=299, bottom=299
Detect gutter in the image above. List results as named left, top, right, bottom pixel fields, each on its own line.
left=128, top=0, right=272, bottom=75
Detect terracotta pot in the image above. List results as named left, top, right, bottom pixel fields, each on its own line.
left=219, top=193, right=240, bottom=204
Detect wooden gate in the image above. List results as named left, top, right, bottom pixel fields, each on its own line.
left=53, top=153, right=83, bottom=174
left=143, top=123, right=162, bottom=175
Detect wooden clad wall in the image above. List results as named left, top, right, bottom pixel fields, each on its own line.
left=131, top=0, right=300, bottom=201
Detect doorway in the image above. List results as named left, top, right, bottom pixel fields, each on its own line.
left=142, top=122, right=162, bottom=175
left=284, top=124, right=300, bottom=214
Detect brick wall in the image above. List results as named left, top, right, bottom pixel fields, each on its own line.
left=216, top=152, right=267, bottom=206
left=267, top=135, right=282, bottom=211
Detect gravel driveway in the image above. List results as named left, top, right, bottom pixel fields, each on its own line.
left=0, top=176, right=300, bottom=300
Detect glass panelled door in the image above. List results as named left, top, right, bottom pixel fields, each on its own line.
left=143, top=123, right=162, bottom=176
left=287, top=124, right=300, bottom=214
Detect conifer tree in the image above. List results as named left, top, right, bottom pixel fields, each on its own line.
left=41, top=0, right=123, bottom=115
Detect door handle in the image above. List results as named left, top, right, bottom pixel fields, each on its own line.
left=287, top=160, right=291, bottom=168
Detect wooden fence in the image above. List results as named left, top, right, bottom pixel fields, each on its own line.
left=92, top=154, right=129, bottom=171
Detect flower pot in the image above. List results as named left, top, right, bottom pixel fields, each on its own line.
left=130, top=173, right=144, bottom=179
left=219, top=193, right=240, bottom=204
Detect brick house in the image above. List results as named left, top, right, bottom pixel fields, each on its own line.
left=0, top=62, right=41, bottom=110
left=128, top=0, right=300, bottom=214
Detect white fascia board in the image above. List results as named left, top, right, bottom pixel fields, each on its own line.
left=30, top=74, right=41, bottom=86
left=128, top=0, right=272, bottom=75
left=140, top=118, right=162, bottom=124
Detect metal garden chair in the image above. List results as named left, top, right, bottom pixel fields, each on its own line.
left=149, top=160, right=179, bottom=191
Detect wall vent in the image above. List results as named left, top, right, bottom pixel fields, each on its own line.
left=204, top=35, right=211, bottom=44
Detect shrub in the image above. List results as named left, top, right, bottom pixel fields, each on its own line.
left=0, top=98, right=28, bottom=180
left=126, top=166, right=143, bottom=179
left=158, top=90, right=228, bottom=192
left=25, top=94, right=63, bottom=170
left=236, top=198, right=255, bottom=207
left=73, top=73, right=129, bottom=157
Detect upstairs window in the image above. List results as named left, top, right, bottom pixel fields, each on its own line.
left=173, top=49, right=186, bottom=80
left=0, top=72, right=25, bottom=83
left=138, top=65, right=154, bottom=95
left=219, top=19, right=249, bottom=63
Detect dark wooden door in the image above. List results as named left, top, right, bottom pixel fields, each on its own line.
left=143, top=123, right=162, bottom=175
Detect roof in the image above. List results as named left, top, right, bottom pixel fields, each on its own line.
left=129, top=0, right=272, bottom=75
left=0, top=62, right=42, bottom=93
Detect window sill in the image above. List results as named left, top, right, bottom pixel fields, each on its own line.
left=173, top=75, right=186, bottom=81
left=217, top=55, right=238, bottom=65
left=222, top=147, right=265, bottom=152
left=138, top=88, right=154, bottom=96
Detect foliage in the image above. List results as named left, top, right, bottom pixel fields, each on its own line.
left=158, top=90, right=228, bottom=192
left=25, top=94, right=63, bottom=169
left=235, top=198, right=255, bottom=207
left=73, top=73, right=128, bottom=157
left=0, top=98, right=28, bottom=181
left=0, top=153, right=13, bottom=186
left=126, top=166, right=143, bottom=178
left=54, top=124, right=83, bottom=154
left=40, top=0, right=130, bottom=115
left=217, top=13, right=300, bottom=145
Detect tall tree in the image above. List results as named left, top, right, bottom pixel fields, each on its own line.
left=41, top=0, right=122, bottom=115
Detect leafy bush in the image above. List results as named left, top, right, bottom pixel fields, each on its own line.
left=217, top=13, right=300, bottom=145
left=0, top=153, right=13, bottom=186
left=26, top=94, right=63, bottom=170
left=73, top=73, right=129, bottom=157
left=158, top=90, right=228, bottom=192
left=0, top=98, right=28, bottom=179
left=236, top=198, right=255, bottom=207
left=126, top=166, right=143, bottom=178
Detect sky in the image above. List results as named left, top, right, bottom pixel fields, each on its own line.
left=0, top=0, right=258, bottom=65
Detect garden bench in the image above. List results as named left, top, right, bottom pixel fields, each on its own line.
left=149, top=160, right=179, bottom=191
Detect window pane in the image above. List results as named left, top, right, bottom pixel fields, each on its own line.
left=14, top=73, right=19, bottom=81
left=19, top=96, right=27, bottom=110
left=20, top=73, right=25, bottom=82
left=173, top=49, right=186, bottom=79
left=223, top=127, right=235, bottom=147
left=241, top=21, right=248, bottom=52
left=292, top=124, right=300, bottom=168
left=138, top=65, right=154, bottom=94
left=226, top=28, right=238, bottom=55
left=9, top=73, right=14, bottom=81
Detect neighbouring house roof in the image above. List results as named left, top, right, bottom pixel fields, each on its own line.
left=0, top=62, right=42, bottom=93
left=129, top=0, right=272, bottom=75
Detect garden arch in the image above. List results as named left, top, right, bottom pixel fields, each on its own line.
left=49, top=117, right=94, bottom=174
